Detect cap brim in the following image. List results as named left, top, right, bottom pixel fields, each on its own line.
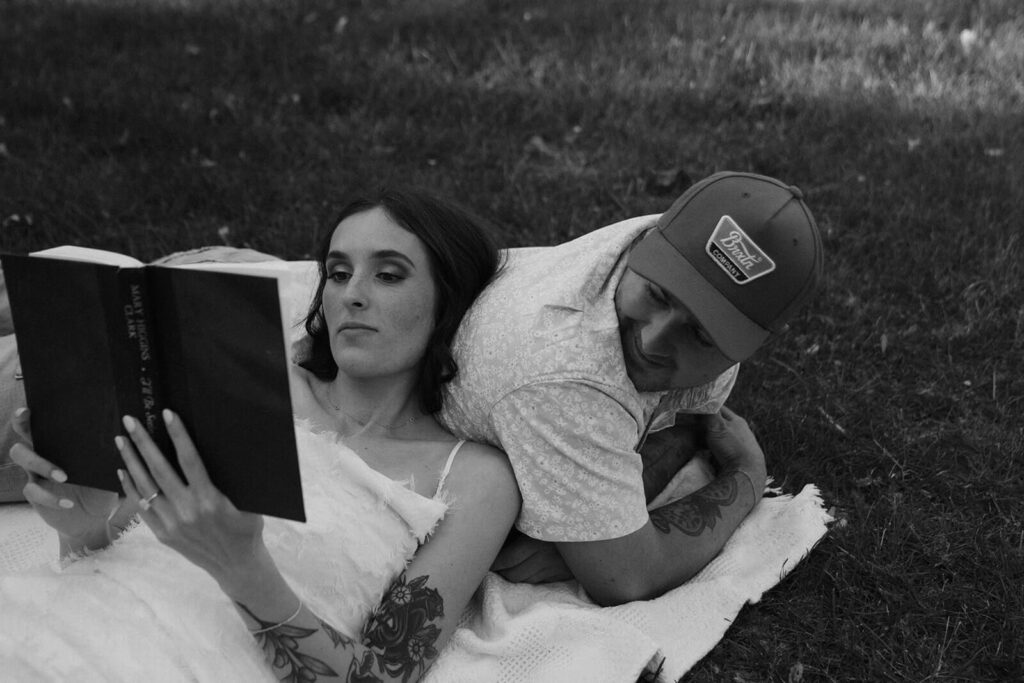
left=628, top=230, right=768, bottom=362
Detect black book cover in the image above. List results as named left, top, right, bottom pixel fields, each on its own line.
left=2, top=253, right=305, bottom=522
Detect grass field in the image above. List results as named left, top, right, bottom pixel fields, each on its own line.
left=1, top=0, right=1021, bottom=680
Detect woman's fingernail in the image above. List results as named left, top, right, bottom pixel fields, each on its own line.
left=52, top=469, right=68, bottom=483
left=114, top=435, right=125, bottom=451
left=117, top=469, right=125, bottom=482
left=59, top=499, right=74, bottom=509
left=14, top=407, right=26, bottom=417
left=121, top=415, right=135, bottom=432
left=162, top=409, right=173, bottom=425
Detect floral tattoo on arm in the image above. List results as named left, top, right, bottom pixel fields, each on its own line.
left=649, top=473, right=739, bottom=535
left=239, top=603, right=340, bottom=683
left=352, top=572, right=444, bottom=682
left=241, top=571, right=444, bottom=683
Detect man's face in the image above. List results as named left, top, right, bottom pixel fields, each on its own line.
left=614, top=267, right=736, bottom=392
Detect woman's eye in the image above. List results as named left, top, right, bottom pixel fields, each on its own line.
left=328, top=271, right=350, bottom=283
left=377, top=272, right=404, bottom=283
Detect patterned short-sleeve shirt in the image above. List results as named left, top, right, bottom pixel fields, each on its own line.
left=440, top=216, right=738, bottom=542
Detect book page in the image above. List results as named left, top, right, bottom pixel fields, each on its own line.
left=31, top=246, right=144, bottom=268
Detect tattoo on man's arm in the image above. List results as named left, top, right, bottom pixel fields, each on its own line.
left=239, top=571, right=444, bottom=683
left=649, top=474, right=739, bottom=535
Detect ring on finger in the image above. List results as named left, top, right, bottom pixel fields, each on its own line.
left=139, top=490, right=161, bottom=511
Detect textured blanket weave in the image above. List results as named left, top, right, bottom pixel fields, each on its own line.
left=425, top=484, right=831, bottom=682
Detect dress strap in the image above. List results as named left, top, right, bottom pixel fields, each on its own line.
left=434, top=440, right=467, bottom=498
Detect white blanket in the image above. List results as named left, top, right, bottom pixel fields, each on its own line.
left=426, top=483, right=831, bottom=682
left=1, top=480, right=829, bottom=682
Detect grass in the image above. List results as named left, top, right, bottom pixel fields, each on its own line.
left=2, top=0, right=1021, bottom=680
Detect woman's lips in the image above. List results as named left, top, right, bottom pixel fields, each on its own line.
left=336, top=322, right=377, bottom=337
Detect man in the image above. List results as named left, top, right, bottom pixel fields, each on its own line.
left=440, top=171, right=823, bottom=605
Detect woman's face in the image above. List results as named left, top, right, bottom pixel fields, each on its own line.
left=321, top=207, right=437, bottom=382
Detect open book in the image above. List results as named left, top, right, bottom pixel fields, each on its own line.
left=1, top=247, right=304, bottom=522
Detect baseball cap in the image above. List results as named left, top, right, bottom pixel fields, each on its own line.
left=627, top=171, right=823, bottom=362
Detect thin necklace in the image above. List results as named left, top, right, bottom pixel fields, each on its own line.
left=323, top=387, right=419, bottom=431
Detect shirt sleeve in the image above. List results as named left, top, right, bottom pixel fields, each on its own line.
left=648, top=363, right=740, bottom=433
left=490, top=382, right=649, bottom=542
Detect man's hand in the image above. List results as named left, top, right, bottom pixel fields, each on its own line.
left=640, top=414, right=704, bottom=502
left=704, top=406, right=767, bottom=497
left=559, top=408, right=769, bottom=605
left=493, top=530, right=573, bottom=584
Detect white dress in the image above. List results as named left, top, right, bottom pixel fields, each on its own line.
left=0, top=424, right=456, bottom=682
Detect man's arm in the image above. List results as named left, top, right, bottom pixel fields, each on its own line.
left=558, top=408, right=766, bottom=606
left=639, top=414, right=705, bottom=502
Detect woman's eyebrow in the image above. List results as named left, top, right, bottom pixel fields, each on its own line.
left=326, top=249, right=416, bottom=269
left=373, top=249, right=416, bottom=268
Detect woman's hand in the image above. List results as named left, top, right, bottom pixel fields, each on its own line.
left=116, top=409, right=265, bottom=589
left=9, top=407, right=122, bottom=553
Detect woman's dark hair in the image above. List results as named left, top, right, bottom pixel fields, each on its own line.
left=300, top=186, right=501, bottom=414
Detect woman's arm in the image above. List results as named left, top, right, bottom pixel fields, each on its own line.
left=230, top=444, right=519, bottom=682
left=118, top=411, right=519, bottom=682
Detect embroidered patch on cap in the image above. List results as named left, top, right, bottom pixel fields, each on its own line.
left=705, top=215, right=776, bottom=284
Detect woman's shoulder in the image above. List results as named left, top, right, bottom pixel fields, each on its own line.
left=432, top=440, right=519, bottom=532
left=288, top=363, right=323, bottom=417
left=452, top=440, right=510, bottom=468
left=445, top=440, right=519, bottom=499
left=288, top=361, right=317, bottom=387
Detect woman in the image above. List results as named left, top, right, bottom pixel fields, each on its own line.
left=2, top=187, right=519, bottom=682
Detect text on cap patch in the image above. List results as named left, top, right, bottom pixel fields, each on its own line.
left=705, top=215, right=776, bottom=284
